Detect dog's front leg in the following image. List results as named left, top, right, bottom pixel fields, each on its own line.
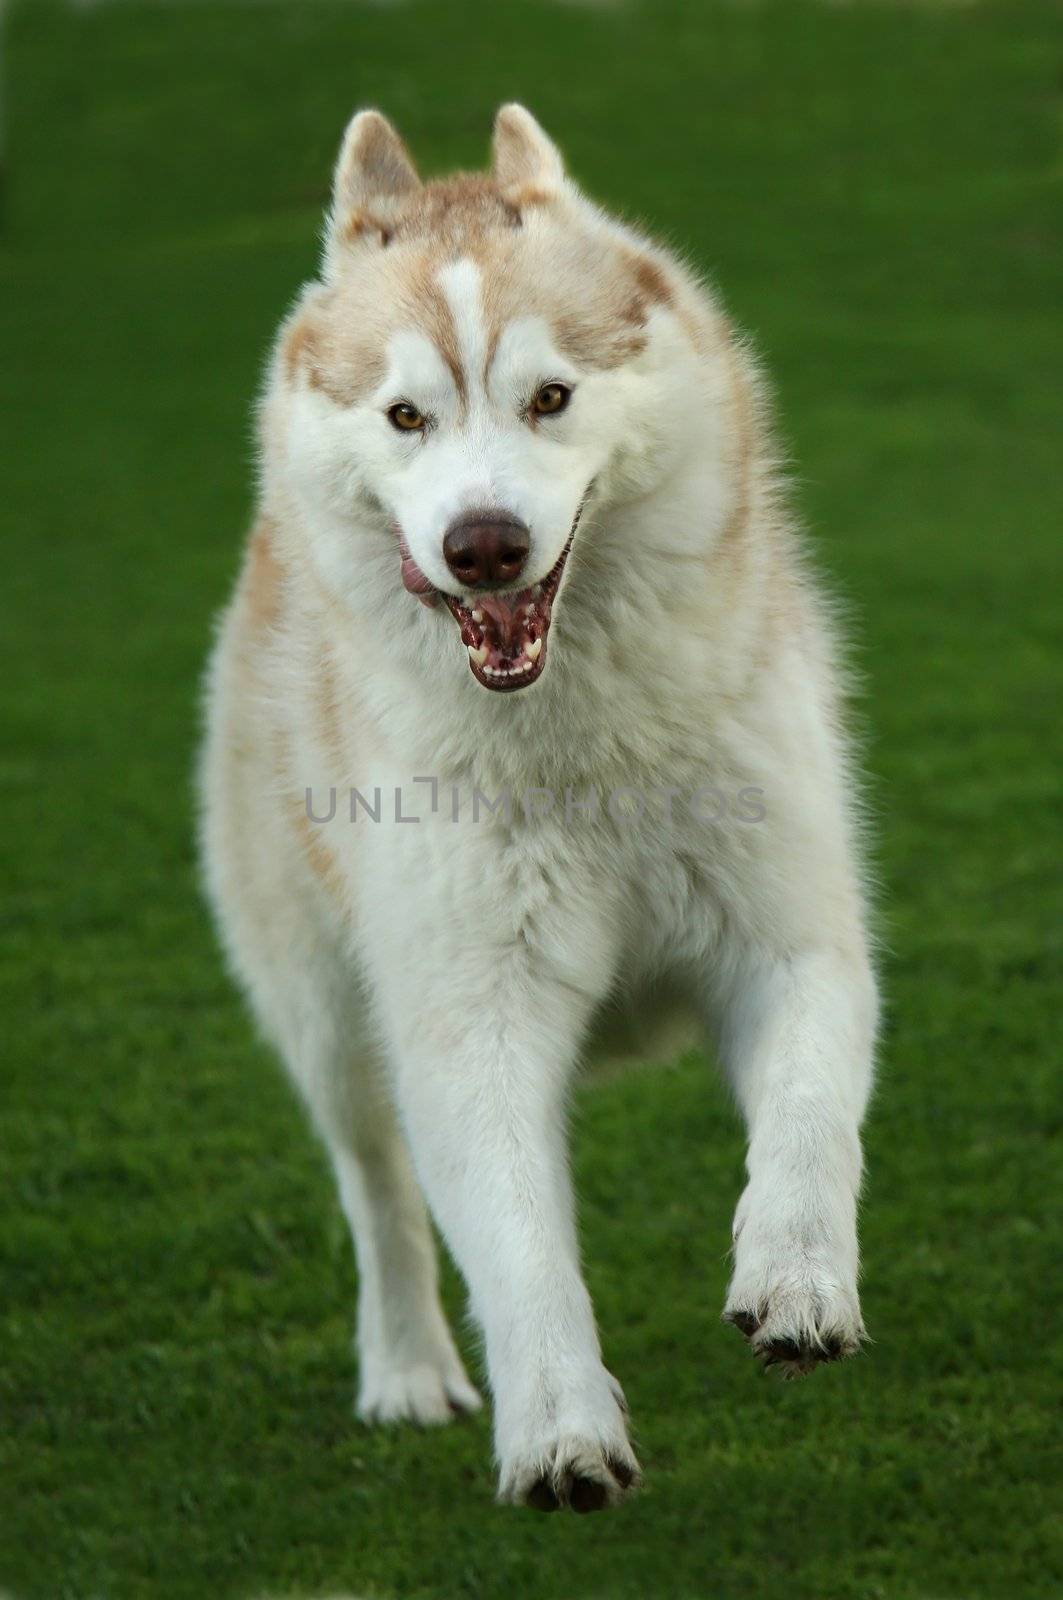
left=375, top=947, right=638, bottom=1511
left=715, top=944, right=877, bottom=1373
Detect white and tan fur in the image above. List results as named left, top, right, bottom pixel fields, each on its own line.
left=199, top=106, right=877, bottom=1512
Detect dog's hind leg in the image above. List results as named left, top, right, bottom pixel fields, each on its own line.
left=319, top=1060, right=482, bottom=1426
left=275, top=969, right=482, bottom=1426
left=220, top=879, right=480, bottom=1425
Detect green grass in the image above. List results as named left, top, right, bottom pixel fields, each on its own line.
left=1, top=2, right=1061, bottom=1597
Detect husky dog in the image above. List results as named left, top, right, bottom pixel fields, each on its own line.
left=200, top=106, right=877, bottom=1513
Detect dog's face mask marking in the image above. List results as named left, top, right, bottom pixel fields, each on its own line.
left=364, top=263, right=602, bottom=690
left=284, top=106, right=684, bottom=692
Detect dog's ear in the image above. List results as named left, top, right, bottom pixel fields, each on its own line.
left=325, top=109, right=420, bottom=270
left=491, top=105, right=566, bottom=202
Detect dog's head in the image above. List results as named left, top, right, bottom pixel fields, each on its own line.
left=277, top=106, right=706, bottom=692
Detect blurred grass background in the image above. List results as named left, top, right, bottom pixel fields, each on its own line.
left=1, top=2, right=1061, bottom=1598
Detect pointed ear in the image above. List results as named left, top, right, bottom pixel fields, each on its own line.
left=326, top=109, right=420, bottom=262
left=491, top=104, right=566, bottom=202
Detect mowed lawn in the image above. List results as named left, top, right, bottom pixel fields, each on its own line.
left=1, top=2, right=1061, bottom=1597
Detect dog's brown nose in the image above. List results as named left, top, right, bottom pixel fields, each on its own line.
left=442, top=512, right=530, bottom=589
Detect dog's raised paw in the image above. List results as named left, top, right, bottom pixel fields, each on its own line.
left=723, top=1298, right=864, bottom=1378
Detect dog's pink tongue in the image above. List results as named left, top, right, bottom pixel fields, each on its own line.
left=398, top=543, right=439, bottom=608
left=476, top=592, right=529, bottom=652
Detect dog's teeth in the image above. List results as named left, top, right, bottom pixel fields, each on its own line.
left=472, top=609, right=483, bottom=623
left=526, top=638, right=542, bottom=661
left=468, top=644, right=487, bottom=667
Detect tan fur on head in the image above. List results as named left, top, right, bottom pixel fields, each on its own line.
left=326, top=102, right=564, bottom=272
left=290, top=98, right=689, bottom=411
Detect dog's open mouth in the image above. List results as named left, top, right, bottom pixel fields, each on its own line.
left=397, top=504, right=585, bottom=693
left=442, top=536, right=572, bottom=692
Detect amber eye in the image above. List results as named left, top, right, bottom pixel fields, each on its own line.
left=530, top=383, right=572, bottom=418
left=388, top=402, right=426, bottom=432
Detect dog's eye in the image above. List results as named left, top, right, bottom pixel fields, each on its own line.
left=530, top=383, right=572, bottom=418
left=388, top=402, right=426, bottom=432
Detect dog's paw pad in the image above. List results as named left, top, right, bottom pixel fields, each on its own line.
left=569, top=1474, right=609, bottom=1514
left=757, top=1330, right=858, bottom=1377
left=723, top=1307, right=762, bottom=1340
left=607, top=1452, right=638, bottom=1489
left=759, top=1335, right=818, bottom=1376
left=526, top=1476, right=561, bottom=1513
